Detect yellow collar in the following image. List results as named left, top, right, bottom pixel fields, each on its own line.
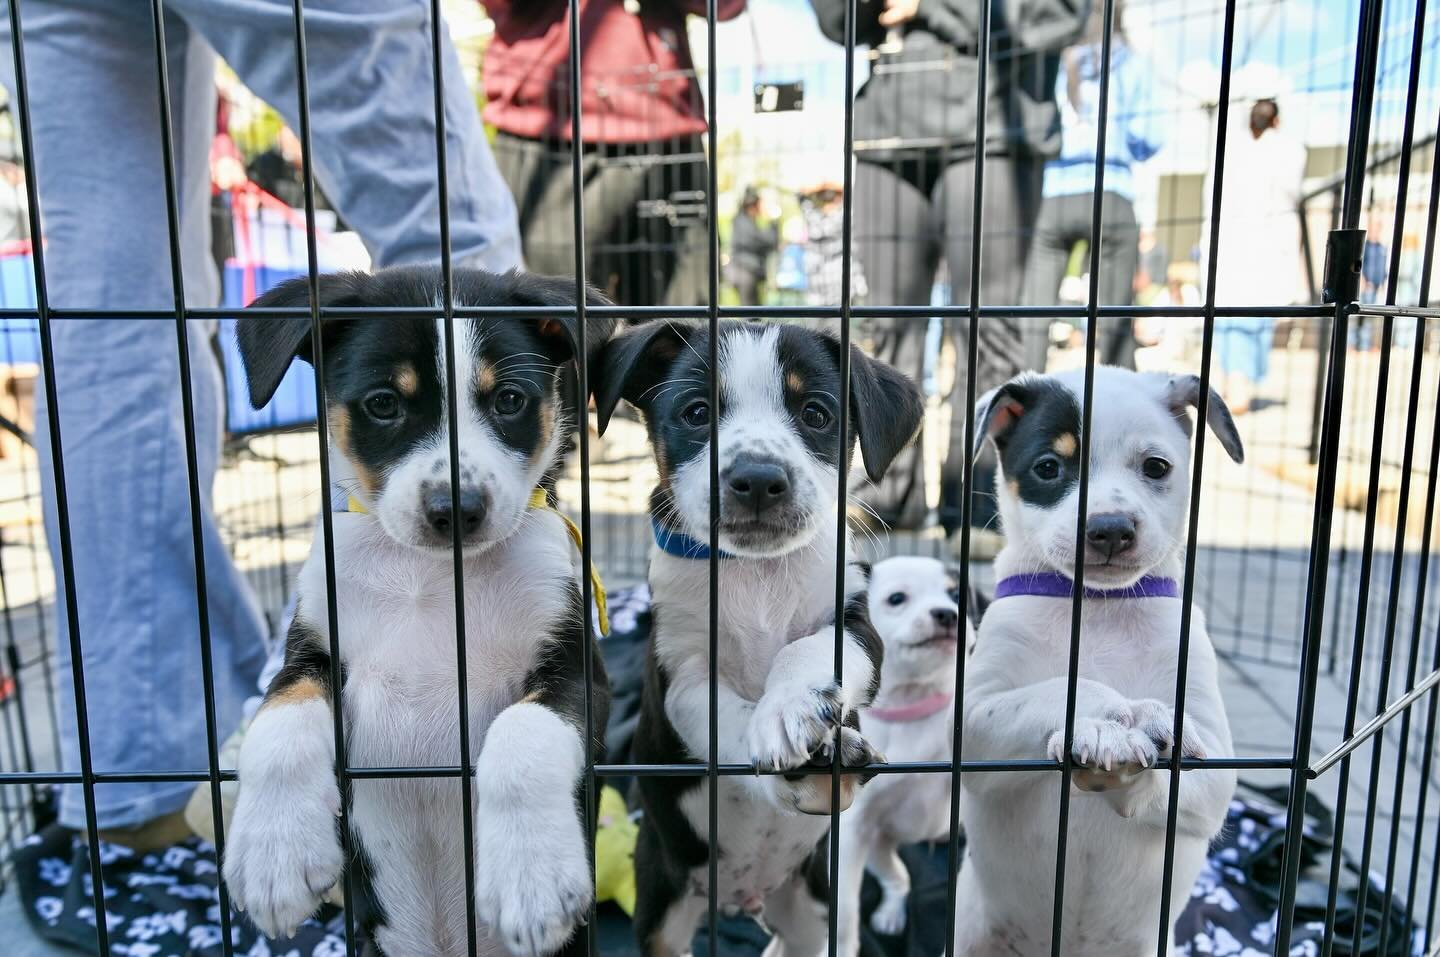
left=345, top=489, right=609, bottom=635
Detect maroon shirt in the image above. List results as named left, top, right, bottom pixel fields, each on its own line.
left=482, top=0, right=745, bottom=144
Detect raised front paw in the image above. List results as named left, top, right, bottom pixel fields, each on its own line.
left=763, top=726, right=885, bottom=815
left=475, top=806, right=592, bottom=957
left=749, top=679, right=846, bottom=772
left=223, top=775, right=343, bottom=939
left=1047, top=709, right=1156, bottom=792
left=1127, top=698, right=1207, bottom=761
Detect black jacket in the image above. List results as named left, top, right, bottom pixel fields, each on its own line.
left=728, top=212, right=779, bottom=278
left=808, top=0, right=1089, bottom=163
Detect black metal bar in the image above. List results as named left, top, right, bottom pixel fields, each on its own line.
left=826, top=1, right=858, bottom=955
left=1051, top=2, right=1115, bottom=952
left=0, top=302, right=1342, bottom=321
left=704, top=3, right=721, bottom=956
left=142, top=1, right=236, bottom=951
left=1153, top=0, right=1239, bottom=948
left=286, top=2, right=357, bottom=953
left=943, top=0, right=991, bottom=949
left=0, top=754, right=1297, bottom=787
left=1273, top=0, right=1385, bottom=947
left=563, top=0, right=600, bottom=952
left=3, top=2, right=111, bottom=952
left=425, top=4, right=480, bottom=955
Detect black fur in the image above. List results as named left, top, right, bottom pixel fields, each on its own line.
left=977, top=376, right=1082, bottom=510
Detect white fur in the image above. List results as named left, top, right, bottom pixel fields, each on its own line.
left=667, top=326, right=835, bottom=558
left=227, top=505, right=586, bottom=956
left=836, top=557, right=971, bottom=957
left=226, top=697, right=343, bottom=939
left=955, top=368, right=1237, bottom=957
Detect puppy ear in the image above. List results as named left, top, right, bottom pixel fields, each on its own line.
left=505, top=271, right=617, bottom=369
left=235, top=271, right=371, bottom=409
left=972, top=374, right=1038, bottom=461
left=1164, top=374, right=1245, bottom=464
left=848, top=347, right=924, bottom=483
left=593, top=320, right=693, bottom=435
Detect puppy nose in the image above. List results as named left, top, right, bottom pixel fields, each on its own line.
left=931, top=607, right=959, bottom=628
left=422, top=484, right=486, bottom=539
left=1086, top=512, right=1136, bottom=558
left=725, top=460, right=791, bottom=513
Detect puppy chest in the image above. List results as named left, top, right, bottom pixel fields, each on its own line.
left=681, top=781, right=828, bottom=908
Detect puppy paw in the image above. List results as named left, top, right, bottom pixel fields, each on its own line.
left=1127, top=698, right=1207, bottom=761
left=1048, top=711, right=1156, bottom=792
left=224, top=775, right=343, bottom=939
left=749, top=680, right=845, bottom=771
left=870, top=893, right=908, bottom=936
left=475, top=803, right=592, bottom=957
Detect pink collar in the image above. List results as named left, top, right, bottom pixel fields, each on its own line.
left=868, top=691, right=954, bottom=722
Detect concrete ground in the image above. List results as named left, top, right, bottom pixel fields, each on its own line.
left=2, top=336, right=1438, bottom=953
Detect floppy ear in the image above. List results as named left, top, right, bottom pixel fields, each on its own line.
left=1164, top=374, right=1245, bottom=464
left=234, top=271, right=372, bottom=409
left=972, top=375, right=1038, bottom=461
left=593, top=320, right=695, bottom=434
left=504, top=271, right=616, bottom=370
left=848, top=347, right=925, bottom=483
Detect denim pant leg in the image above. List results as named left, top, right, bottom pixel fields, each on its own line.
left=0, top=2, right=269, bottom=828
left=166, top=0, right=522, bottom=271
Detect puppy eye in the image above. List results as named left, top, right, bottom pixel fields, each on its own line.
left=494, top=387, right=527, bottom=417
left=886, top=591, right=906, bottom=606
left=1032, top=455, right=1062, bottom=481
left=1142, top=456, right=1172, bottom=480
left=948, top=588, right=961, bottom=603
left=362, top=389, right=402, bottom=422
left=681, top=400, right=710, bottom=428
left=801, top=401, right=831, bottom=430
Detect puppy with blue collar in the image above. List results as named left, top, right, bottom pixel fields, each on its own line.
left=594, top=321, right=924, bottom=957
left=955, top=367, right=1241, bottom=957
left=223, top=267, right=613, bottom=957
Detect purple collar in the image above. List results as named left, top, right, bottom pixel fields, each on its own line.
left=994, top=571, right=1180, bottom=601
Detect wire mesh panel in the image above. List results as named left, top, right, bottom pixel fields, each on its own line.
left=0, top=2, right=1436, bottom=957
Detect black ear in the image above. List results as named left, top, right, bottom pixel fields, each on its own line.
left=234, top=271, right=372, bottom=409
left=972, top=374, right=1041, bottom=461
left=1163, top=374, right=1245, bottom=464
left=848, top=347, right=924, bottom=483
left=593, top=320, right=695, bottom=434
left=504, top=271, right=616, bottom=370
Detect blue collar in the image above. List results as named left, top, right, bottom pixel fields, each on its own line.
left=652, top=519, right=734, bottom=560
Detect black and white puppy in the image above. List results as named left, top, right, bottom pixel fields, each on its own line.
left=224, top=267, right=613, bottom=957
left=835, top=556, right=977, bottom=957
left=594, top=321, right=924, bottom=957
left=956, top=367, right=1240, bottom=957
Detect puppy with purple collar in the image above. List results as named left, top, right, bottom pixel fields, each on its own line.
left=223, top=267, right=613, bottom=957
left=835, top=556, right=979, bottom=957
left=955, top=367, right=1241, bottom=957
left=594, top=321, right=924, bottom=957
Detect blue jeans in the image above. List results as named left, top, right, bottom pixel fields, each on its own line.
left=0, top=0, right=521, bottom=829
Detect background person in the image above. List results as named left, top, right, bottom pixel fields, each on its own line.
left=1209, top=97, right=1307, bottom=415
left=1023, top=0, right=1161, bottom=370
left=0, top=0, right=520, bottom=848
left=482, top=0, right=744, bottom=307
left=808, top=0, right=1087, bottom=537
left=727, top=186, right=778, bottom=306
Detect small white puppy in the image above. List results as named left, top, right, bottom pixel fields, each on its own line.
left=955, top=367, right=1240, bottom=957
left=836, top=556, right=976, bottom=957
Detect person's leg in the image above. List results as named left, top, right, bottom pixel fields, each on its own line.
left=0, top=2, right=268, bottom=830
left=852, top=155, right=940, bottom=529
left=169, top=0, right=521, bottom=271
left=1020, top=196, right=1073, bottom=308
left=938, top=155, right=1033, bottom=536
left=1097, top=192, right=1141, bottom=367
